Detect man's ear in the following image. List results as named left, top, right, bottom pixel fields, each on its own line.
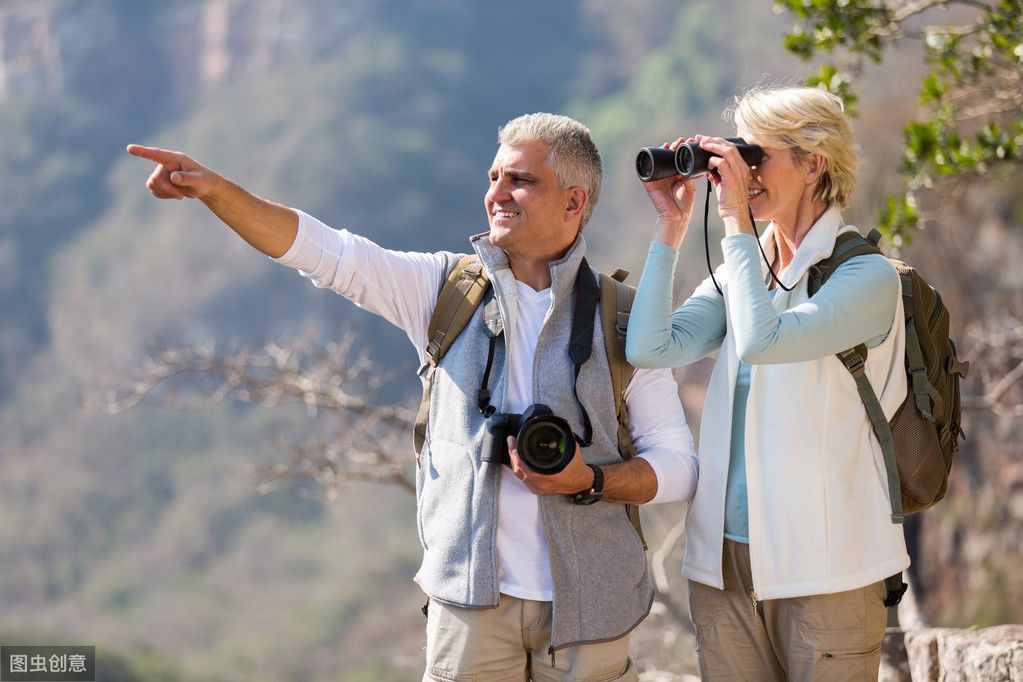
left=565, top=187, right=587, bottom=218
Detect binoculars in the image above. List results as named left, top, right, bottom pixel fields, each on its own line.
left=636, top=138, right=764, bottom=182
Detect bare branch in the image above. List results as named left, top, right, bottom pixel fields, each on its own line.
left=960, top=313, right=1023, bottom=416
left=89, top=336, right=415, bottom=430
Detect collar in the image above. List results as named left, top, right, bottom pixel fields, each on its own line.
left=469, top=230, right=587, bottom=306
left=756, top=205, right=856, bottom=289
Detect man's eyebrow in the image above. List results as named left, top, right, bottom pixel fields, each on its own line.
left=487, top=167, right=539, bottom=180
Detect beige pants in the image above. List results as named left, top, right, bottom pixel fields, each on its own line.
left=688, top=540, right=887, bottom=682
left=422, top=594, right=639, bottom=682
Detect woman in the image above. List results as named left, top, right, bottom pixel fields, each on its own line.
left=626, top=87, right=908, bottom=682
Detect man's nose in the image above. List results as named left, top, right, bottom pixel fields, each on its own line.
left=486, top=177, right=512, bottom=203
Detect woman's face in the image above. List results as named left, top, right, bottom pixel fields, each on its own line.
left=737, top=125, right=818, bottom=224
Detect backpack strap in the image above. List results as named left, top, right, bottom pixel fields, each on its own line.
left=811, top=231, right=904, bottom=523
left=898, top=268, right=943, bottom=423
left=413, top=255, right=490, bottom=458
left=599, top=271, right=646, bottom=549
left=599, top=272, right=637, bottom=460
left=836, top=346, right=905, bottom=524
left=807, top=230, right=882, bottom=297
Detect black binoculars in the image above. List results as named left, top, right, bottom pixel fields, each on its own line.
left=636, top=138, right=764, bottom=182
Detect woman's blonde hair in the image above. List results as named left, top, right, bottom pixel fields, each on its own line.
left=727, top=87, right=858, bottom=208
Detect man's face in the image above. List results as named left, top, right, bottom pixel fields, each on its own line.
left=484, top=140, right=580, bottom=260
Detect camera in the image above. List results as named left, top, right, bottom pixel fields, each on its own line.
left=481, top=404, right=576, bottom=474
left=636, top=137, right=764, bottom=182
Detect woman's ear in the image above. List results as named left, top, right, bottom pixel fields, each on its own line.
left=805, top=153, right=827, bottom=185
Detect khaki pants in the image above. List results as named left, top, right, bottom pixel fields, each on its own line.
left=422, top=594, right=639, bottom=682
left=688, top=540, right=887, bottom=682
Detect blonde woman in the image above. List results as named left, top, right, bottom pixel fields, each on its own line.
left=627, top=87, right=908, bottom=682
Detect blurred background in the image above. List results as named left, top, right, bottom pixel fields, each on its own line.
left=1, top=1, right=1020, bottom=680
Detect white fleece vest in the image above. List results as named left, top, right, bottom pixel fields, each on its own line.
left=683, top=207, right=910, bottom=600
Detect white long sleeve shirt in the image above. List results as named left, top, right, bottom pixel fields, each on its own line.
left=274, top=210, right=699, bottom=600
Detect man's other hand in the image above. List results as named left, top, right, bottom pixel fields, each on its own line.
left=507, top=436, right=594, bottom=496
left=127, top=145, right=221, bottom=201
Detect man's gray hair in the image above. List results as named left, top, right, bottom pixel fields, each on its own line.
left=498, top=113, right=602, bottom=228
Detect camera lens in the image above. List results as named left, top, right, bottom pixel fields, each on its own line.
left=518, top=419, right=573, bottom=474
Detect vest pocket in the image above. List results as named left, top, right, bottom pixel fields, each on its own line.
left=418, top=440, right=475, bottom=554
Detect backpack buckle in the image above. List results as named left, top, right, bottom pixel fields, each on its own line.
left=884, top=576, right=908, bottom=607
left=838, top=348, right=866, bottom=375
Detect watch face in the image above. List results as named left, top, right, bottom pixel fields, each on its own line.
left=572, top=490, right=602, bottom=505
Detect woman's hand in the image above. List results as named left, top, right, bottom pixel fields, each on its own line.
left=642, top=136, right=700, bottom=249
left=701, top=137, right=755, bottom=236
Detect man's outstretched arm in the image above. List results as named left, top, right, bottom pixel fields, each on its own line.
left=127, top=144, right=298, bottom=258
left=128, top=144, right=452, bottom=358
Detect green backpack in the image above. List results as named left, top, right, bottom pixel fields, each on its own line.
left=808, top=229, right=970, bottom=524
left=412, top=255, right=646, bottom=547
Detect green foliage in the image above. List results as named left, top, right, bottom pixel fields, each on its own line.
left=775, top=0, right=891, bottom=62
left=778, top=0, right=1023, bottom=242
left=804, top=63, right=858, bottom=114
left=877, top=194, right=918, bottom=246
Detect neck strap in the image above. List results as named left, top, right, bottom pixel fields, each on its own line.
left=477, top=257, right=597, bottom=447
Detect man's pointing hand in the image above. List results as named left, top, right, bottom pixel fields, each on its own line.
left=127, top=144, right=221, bottom=201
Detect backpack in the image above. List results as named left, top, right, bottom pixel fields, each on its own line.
left=412, top=254, right=646, bottom=547
left=807, top=229, right=970, bottom=524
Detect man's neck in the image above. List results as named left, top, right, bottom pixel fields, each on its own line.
left=508, top=256, right=552, bottom=291
left=503, top=235, right=577, bottom=292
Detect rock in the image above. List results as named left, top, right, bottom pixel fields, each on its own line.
left=905, top=625, right=1023, bottom=681
left=881, top=628, right=912, bottom=682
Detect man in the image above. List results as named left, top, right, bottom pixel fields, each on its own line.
left=128, top=113, right=698, bottom=681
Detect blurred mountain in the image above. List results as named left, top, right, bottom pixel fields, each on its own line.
left=2, top=2, right=1017, bottom=681
left=5, top=2, right=776, bottom=679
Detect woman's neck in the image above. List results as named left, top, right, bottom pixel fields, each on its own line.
left=772, top=198, right=829, bottom=271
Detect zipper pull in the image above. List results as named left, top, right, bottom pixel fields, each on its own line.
left=750, top=590, right=759, bottom=617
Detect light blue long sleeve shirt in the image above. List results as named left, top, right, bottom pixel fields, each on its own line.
left=627, top=234, right=899, bottom=541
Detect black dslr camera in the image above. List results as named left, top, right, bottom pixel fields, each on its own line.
left=481, top=404, right=576, bottom=474
left=636, top=137, right=764, bottom=182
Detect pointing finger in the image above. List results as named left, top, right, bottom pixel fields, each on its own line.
left=127, top=144, right=184, bottom=166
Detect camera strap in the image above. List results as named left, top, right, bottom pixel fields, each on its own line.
left=476, top=258, right=598, bottom=447
left=569, top=259, right=598, bottom=446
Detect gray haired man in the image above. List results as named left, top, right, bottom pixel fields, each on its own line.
left=128, top=113, right=698, bottom=681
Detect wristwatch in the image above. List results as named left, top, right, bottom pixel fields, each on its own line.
left=571, top=464, right=604, bottom=505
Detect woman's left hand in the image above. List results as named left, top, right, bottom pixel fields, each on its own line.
left=700, top=137, right=754, bottom=235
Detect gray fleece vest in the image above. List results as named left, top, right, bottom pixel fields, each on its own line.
left=413, top=233, right=653, bottom=651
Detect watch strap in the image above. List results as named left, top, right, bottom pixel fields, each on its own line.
left=571, top=464, right=604, bottom=505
